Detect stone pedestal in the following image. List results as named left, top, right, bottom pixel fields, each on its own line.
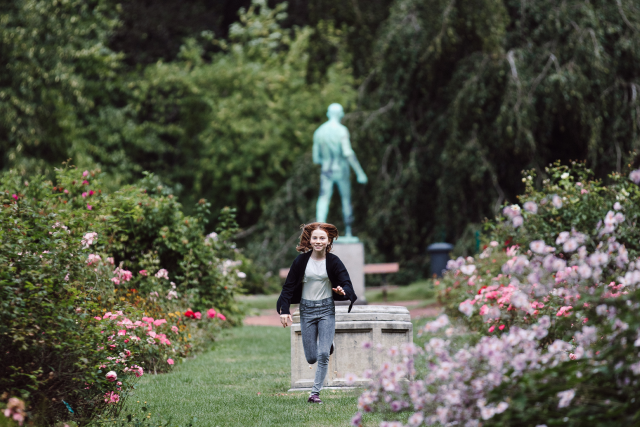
left=331, top=242, right=366, bottom=304
left=289, top=305, right=412, bottom=391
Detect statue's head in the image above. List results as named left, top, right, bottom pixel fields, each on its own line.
left=326, top=103, right=344, bottom=120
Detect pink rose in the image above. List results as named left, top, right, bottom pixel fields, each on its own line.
left=217, top=313, right=226, bottom=321
left=106, top=371, right=117, bottom=382
left=207, top=308, right=216, bottom=319
left=167, top=358, right=174, bottom=365
left=194, top=312, right=201, bottom=320
left=139, top=269, right=148, bottom=276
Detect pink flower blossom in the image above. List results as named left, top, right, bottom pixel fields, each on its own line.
left=129, top=365, right=143, bottom=377
left=89, top=190, right=95, bottom=196
left=556, top=306, right=573, bottom=317
left=171, top=325, right=179, bottom=333
left=207, top=308, right=216, bottom=318
left=87, top=204, right=92, bottom=210
left=83, top=170, right=89, bottom=177
left=139, top=269, right=148, bottom=276
left=194, top=311, right=202, bottom=320
left=217, top=313, right=227, bottom=321
left=117, top=330, right=126, bottom=336
left=82, top=179, right=89, bottom=185
left=155, top=268, right=169, bottom=279
left=106, top=371, right=117, bottom=382
left=498, top=325, right=505, bottom=331
left=488, top=325, right=495, bottom=332
left=82, top=192, right=87, bottom=198
left=81, top=232, right=98, bottom=248
left=11, top=194, right=18, bottom=201
left=153, top=319, right=167, bottom=326
left=523, top=201, right=537, bottom=214
left=167, top=358, right=174, bottom=365
left=104, top=391, right=120, bottom=404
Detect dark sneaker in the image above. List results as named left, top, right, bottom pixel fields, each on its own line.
left=308, top=394, right=323, bottom=404
left=330, top=341, right=335, bottom=356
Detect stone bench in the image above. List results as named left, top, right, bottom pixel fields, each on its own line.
left=289, top=305, right=412, bottom=391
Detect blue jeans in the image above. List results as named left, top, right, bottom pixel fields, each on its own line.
left=300, top=297, right=335, bottom=395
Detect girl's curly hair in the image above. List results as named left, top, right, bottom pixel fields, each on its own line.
left=296, top=222, right=339, bottom=253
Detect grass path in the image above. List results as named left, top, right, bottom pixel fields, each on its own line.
left=126, top=326, right=382, bottom=426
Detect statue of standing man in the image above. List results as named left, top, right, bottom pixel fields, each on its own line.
left=313, top=103, right=368, bottom=241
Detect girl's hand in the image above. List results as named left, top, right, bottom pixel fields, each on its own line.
left=332, top=286, right=346, bottom=296
left=280, top=314, right=292, bottom=328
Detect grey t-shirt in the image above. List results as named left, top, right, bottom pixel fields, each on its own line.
left=301, top=257, right=332, bottom=301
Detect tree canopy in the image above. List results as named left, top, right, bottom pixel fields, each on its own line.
left=2, top=0, right=640, bottom=284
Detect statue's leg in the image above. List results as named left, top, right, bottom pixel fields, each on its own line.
left=316, top=172, right=334, bottom=223
left=336, top=173, right=353, bottom=234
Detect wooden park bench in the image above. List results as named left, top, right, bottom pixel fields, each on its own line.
left=279, top=262, right=399, bottom=279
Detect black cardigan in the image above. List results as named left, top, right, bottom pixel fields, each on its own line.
left=276, top=251, right=358, bottom=315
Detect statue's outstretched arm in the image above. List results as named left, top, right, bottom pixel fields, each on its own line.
left=341, top=131, right=367, bottom=184
left=347, top=154, right=368, bottom=184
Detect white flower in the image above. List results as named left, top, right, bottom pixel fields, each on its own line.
left=458, top=300, right=474, bottom=317
left=614, top=202, right=622, bottom=210
left=552, top=194, right=563, bottom=209
left=562, top=238, right=578, bottom=252
left=555, top=231, right=570, bottom=245
left=237, top=271, right=247, bottom=279
left=629, top=169, right=640, bottom=184
left=561, top=172, right=569, bottom=179
left=557, top=389, right=576, bottom=408
left=530, top=240, right=547, bottom=254
left=577, top=264, right=592, bottom=279
left=206, top=231, right=219, bottom=241
left=460, top=265, right=476, bottom=275
left=490, top=241, right=499, bottom=247
left=495, top=402, right=509, bottom=414
left=407, top=412, right=424, bottom=427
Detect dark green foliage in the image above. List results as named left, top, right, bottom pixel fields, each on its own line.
left=0, top=0, right=120, bottom=174
left=109, top=0, right=250, bottom=66
left=347, top=0, right=640, bottom=275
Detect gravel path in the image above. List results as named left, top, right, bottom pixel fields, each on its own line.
left=244, top=300, right=441, bottom=326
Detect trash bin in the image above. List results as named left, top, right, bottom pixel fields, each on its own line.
left=427, top=242, right=454, bottom=277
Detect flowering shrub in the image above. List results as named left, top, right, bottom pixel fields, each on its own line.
left=353, top=163, right=640, bottom=426
left=0, top=166, right=240, bottom=424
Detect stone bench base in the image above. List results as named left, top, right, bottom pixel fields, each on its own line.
left=290, top=305, right=412, bottom=390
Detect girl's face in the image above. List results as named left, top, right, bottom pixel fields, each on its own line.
left=310, top=229, right=329, bottom=254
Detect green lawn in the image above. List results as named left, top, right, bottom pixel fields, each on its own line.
left=121, top=326, right=382, bottom=426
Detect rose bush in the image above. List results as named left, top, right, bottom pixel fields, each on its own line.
left=0, top=166, right=241, bottom=425
left=353, top=163, right=640, bottom=426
